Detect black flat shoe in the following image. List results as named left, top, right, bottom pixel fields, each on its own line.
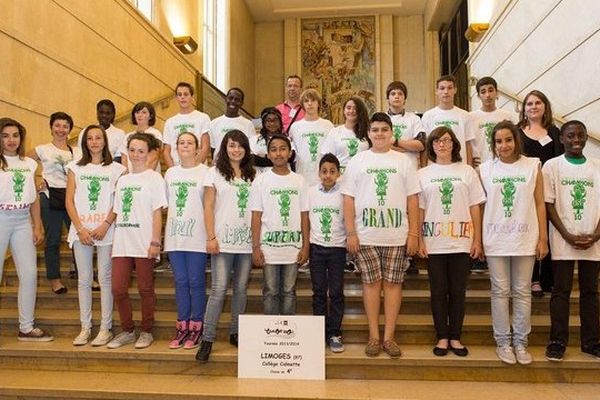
left=433, top=346, right=448, bottom=356
left=229, top=333, right=238, bottom=347
left=449, top=345, right=469, bottom=357
left=52, top=286, right=68, bottom=295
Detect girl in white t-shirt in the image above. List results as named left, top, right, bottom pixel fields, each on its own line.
left=120, top=102, right=162, bottom=172
left=65, top=125, right=126, bottom=347
left=289, top=89, right=334, bottom=186
left=479, top=120, right=548, bottom=365
left=417, top=126, right=485, bottom=358
left=164, top=132, right=209, bottom=350
left=28, top=112, right=79, bottom=294
left=320, top=96, right=370, bottom=173
left=107, top=133, right=167, bottom=350
left=0, top=118, right=53, bottom=342
left=196, top=130, right=257, bottom=363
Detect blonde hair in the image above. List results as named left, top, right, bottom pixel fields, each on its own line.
left=300, top=89, right=322, bottom=110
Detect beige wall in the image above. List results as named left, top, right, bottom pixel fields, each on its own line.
left=254, top=22, right=285, bottom=112
left=228, top=0, right=256, bottom=114
left=0, top=0, right=198, bottom=150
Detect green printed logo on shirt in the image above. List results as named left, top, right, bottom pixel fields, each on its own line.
left=121, top=187, right=135, bottom=222
left=393, top=123, right=407, bottom=142
left=308, top=133, right=320, bottom=161
left=12, top=170, right=25, bottom=202
left=278, top=192, right=291, bottom=226
left=236, top=183, right=250, bottom=217
left=175, top=184, right=189, bottom=217
left=480, top=122, right=496, bottom=148
left=87, top=177, right=102, bottom=211
left=320, top=209, right=333, bottom=242
left=501, top=180, right=516, bottom=217
left=439, top=179, right=454, bottom=215
left=375, top=171, right=389, bottom=206
left=176, top=123, right=195, bottom=135
left=347, top=138, right=359, bottom=157
left=571, top=182, right=587, bottom=220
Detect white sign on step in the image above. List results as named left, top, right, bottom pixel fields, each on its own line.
left=238, top=315, right=325, bottom=380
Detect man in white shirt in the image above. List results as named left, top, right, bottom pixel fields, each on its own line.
left=276, top=75, right=306, bottom=135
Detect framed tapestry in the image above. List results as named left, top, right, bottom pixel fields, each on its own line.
left=300, top=16, right=377, bottom=124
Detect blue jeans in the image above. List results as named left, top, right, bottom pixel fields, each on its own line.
left=310, top=244, right=346, bottom=339
left=0, top=210, right=38, bottom=332
left=263, top=263, right=298, bottom=315
left=168, top=251, right=208, bottom=322
left=202, top=253, right=252, bottom=342
left=40, top=193, right=71, bottom=280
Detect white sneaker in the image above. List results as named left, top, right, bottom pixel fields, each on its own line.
left=135, top=332, right=154, bottom=349
left=91, top=329, right=113, bottom=347
left=496, top=345, right=517, bottom=365
left=107, top=331, right=136, bottom=349
left=72, top=328, right=91, bottom=346
left=515, top=344, right=533, bottom=365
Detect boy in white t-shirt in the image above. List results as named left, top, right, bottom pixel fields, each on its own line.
left=162, top=82, right=211, bottom=167
left=342, top=113, right=420, bottom=358
left=250, top=134, right=309, bottom=315
left=308, top=153, right=346, bottom=353
left=469, top=77, right=516, bottom=167
left=543, top=121, right=600, bottom=362
left=77, top=100, right=125, bottom=162
left=421, top=75, right=474, bottom=166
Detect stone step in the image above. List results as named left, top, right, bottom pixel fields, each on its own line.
left=0, top=309, right=582, bottom=346
left=0, top=286, right=569, bottom=316
left=0, top=338, right=598, bottom=383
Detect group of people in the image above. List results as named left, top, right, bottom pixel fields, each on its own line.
left=0, top=73, right=598, bottom=368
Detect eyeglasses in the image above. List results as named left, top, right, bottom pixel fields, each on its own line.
left=433, top=137, right=453, bottom=146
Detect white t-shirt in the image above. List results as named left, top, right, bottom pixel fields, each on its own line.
left=112, top=169, right=167, bottom=258
left=66, top=161, right=126, bottom=247
left=320, top=125, right=369, bottom=172
left=418, top=162, right=485, bottom=254
left=341, top=150, right=420, bottom=246
left=164, top=164, right=209, bottom=252
left=119, top=127, right=163, bottom=173
left=468, top=108, right=516, bottom=162
left=480, top=156, right=540, bottom=256
left=390, top=112, right=424, bottom=171
left=249, top=134, right=295, bottom=173
left=308, top=183, right=346, bottom=247
left=421, top=106, right=474, bottom=163
left=77, top=124, right=126, bottom=159
left=162, top=111, right=211, bottom=165
left=249, top=169, right=309, bottom=264
left=209, top=115, right=256, bottom=152
left=543, top=155, right=600, bottom=261
left=0, top=156, right=37, bottom=211
left=204, top=166, right=254, bottom=254
left=289, top=118, right=335, bottom=186
left=35, top=143, right=81, bottom=191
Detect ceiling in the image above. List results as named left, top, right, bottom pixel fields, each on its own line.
left=244, top=0, right=428, bottom=22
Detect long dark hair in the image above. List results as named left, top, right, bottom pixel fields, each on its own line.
left=260, top=107, right=283, bottom=142
left=0, top=118, right=26, bottom=171
left=345, top=96, right=370, bottom=145
left=77, top=125, right=113, bottom=166
left=215, top=130, right=255, bottom=182
left=426, top=126, right=462, bottom=163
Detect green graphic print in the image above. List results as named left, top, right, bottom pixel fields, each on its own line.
left=571, top=182, right=587, bottom=220
left=347, top=138, right=359, bottom=157
left=12, top=170, right=25, bottom=202
left=237, top=184, right=250, bottom=217
left=87, top=177, right=101, bottom=211
left=278, top=193, right=291, bottom=226
left=308, top=134, right=319, bottom=161
left=482, top=122, right=496, bottom=149
left=121, top=188, right=134, bottom=222
left=175, top=184, right=189, bottom=217
left=393, top=125, right=403, bottom=142
left=501, top=180, right=516, bottom=217
left=320, top=209, right=333, bottom=242
left=375, top=171, right=389, bottom=206
left=439, top=179, right=454, bottom=215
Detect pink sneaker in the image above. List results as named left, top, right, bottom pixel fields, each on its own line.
left=184, top=321, right=203, bottom=350
left=168, top=320, right=189, bottom=349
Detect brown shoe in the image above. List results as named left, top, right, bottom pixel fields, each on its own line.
left=364, top=338, right=381, bottom=357
left=383, top=339, right=402, bottom=358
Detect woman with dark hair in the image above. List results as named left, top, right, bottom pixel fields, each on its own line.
left=65, top=125, right=126, bottom=346
left=320, top=96, right=371, bottom=173
left=251, top=107, right=283, bottom=172
left=119, top=101, right=162, bottom=172
left=517, top=90, right=563, bottom=297
left=480, top=120, right=547, bottom=365
left=417, top=126, right=485, bottom=357
left=28, top=111, right=80, bottom=294
left=196, top=130, right=256, bottom=362
left=0, top=118, right=53, bottom=341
